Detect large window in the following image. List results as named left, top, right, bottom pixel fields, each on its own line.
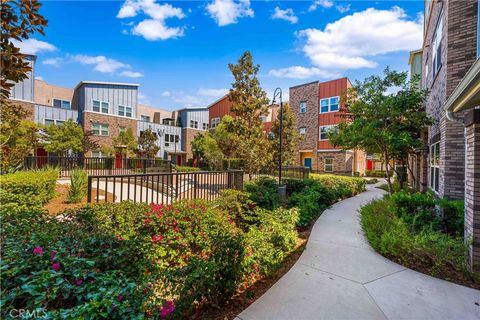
left=140, top=115, right=151, bottom=122
left=164, top=134, right=179, bottom=147
left=300, top=101, right=307, bottom=113
left=324, top=158, right=334, bottom=172
left=92, top=123, right=109, bottom=136
left=429, top=142, right=440, bottom=192
left=92, top=100, right=109, bottom=114
left=432, top=14, right=443, bottom=80
left=53, top=99, right=71, bottom=109
left=190, top=120, right=199, bottom=129
left=211, top=117, right=220, bottom=128
left=118, top=105, right=133, bottom=117
left=320, top=96, right=340, bottom=113
left=202, top=123, right=209, bottom=130
left=319, top=125, right=336, bottom=140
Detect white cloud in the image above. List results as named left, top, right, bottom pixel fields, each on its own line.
left=70, top=54, right=130, bottom=73
left=161, top=91, right=172, bottom=97
left=272, top=7, right=298, bottom=24
left=336, top=3, right=351, bottom=13
left=268, top=66, right=339, bottom=79
left=42, top=57, right=63, bottom=67
left=35, top=76, right=44, bottom=81
left=206, top=0, right=254, bottom=26
left=117, top=0, right=185, bottom=40
left=298, top=7, right=422, bottom=70
left=120, top=70, right=144, bottom=78
left=172, top=94, right=204, bottom=107
left=138, top=92, right=151, bottom=104
left=11, top=38, right=56, bottom=55
left=197, top=88, right=228, bottom=97
left=308, top=0, right=333, bottom=12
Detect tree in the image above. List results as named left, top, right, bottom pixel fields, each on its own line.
left=43, top=119, right=84, bottom=156
left=82, top=130, right=100, bottom=154
left=136, top=128, right=159, bottom=158
left=1, top=0, right=48, bottom=171
left=191, top=132, right=224, bottom=170
left=270, top=102, right=301, bottom=167
left=212, top=115, right=239, bottom=168
left=227, top=51, right=272, bottom=177
left=328, top=69, right=432, bottom=194
left=112, top=128, right=137, bottom=157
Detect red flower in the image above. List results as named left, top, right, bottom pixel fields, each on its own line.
left=143, top=219, right=152, bottom=225
left=152, top=234, right=163, bottom=243
left=52, top=263, right=61, bottom=271
left=33, top=246, right=44, bottom=255
left=117, top=295, right=123, bottom=302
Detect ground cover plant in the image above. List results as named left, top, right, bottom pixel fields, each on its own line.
left=360, top=191, right=477, bottom=288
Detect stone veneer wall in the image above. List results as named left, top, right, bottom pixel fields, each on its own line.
left=290, top=81, right=319, bottom=170
left=182, top=127, right=204, bottom=163
left=465, top=109, right=480, bottom=272
left=316, top=151, right=352, bottom=174
left=83, top=111, right=137, bottom=156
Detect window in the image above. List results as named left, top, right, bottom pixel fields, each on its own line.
left=211, top=117, right=220, bottom=128
left=92, top=123, right=109, bottom=136
left=164, top=134, right=179, bottom=147
left=300, top=101, right=307, bottom=113
left=53, top=99, right=71, bottom=109
left=320, top=96, right=340, bottom=113
left=324, top=158, right=334, bottom=172
left=432, top=14, right=443, bottom=80
left=203, top=123, right=208, bottom=130
left=44, top=119, right=55, bottom=126
left=299, top=127, right=306, bottom=137
left=92, top=100, right=109, bottom=114
left=126, top=106, right=132, bottom=118
left=190, top=120, right=198, bottom=129
left=118, top=105, right=125, bottom=117
left=92, top=151, right=106, bottom=158
left=429, top=142, right=440, bottom=192
left=259, top=116, right=267, bottom=122
left=55, top=120, right=64, bottom=126
left=319, top=126, right=333, bottom=140
left=140, top=115, right=151, bottom=122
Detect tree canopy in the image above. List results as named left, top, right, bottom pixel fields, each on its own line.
left=270, top=102, right=301, bottom=167
left=135, top=128, right=160, bottom=158
left=43, top=120, right=84, bottom=156
left=113, top=128, right=137, bottom=157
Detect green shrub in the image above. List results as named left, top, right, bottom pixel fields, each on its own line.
left=438, top=198, right=464, bottom=237
left=310, top=173, right=366, bottom=199
left=366, top=178, right=379, bottom=184
left=284, top=178, right=309, bottom=196
left=67, top=169, right=88, bottom=203
left=245, top=177, right=280, bottom=210
left=215, top=189, right=258, bottom=230
left=0, top=168, right=58, bottom=215
left=390, top=191, right=440, bottom=232
left=365, top=170, right=394, bottom=177
left=175, top=165, right=200, bottom=172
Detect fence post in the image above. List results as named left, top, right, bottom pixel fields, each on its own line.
left=87, top=176, right=92, bottom=203
left=193, top=172, right=198, bottom=199
left=227, top=171, right=233, bottom=189
left=143, top=159, right=147, bottom=174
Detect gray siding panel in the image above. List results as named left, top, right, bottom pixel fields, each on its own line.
left=80, top=84, right=137, bottom=119
left=10, top=56, right=35, bottom=102
left=179, top=109, right=209, bottom=129
left=34, top=105, right=79, bottom=125
left=137, top=122, right=182, bottom=158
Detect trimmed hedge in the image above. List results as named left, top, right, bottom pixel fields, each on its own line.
left=365, top=170, right=393, bottom=178
left=0, top=169, right=58, bottom=214
left=310, top=174, right=366, bottom=199
left=175, top=165, right=200, bottom=172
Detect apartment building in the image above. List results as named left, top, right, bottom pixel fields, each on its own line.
left=417, top=0, right=479, bottom=271
left=8, top=56, right=208, bottom=165
left=289, top=78, right=366, bottom=174
left=207, top=94, right=279, bottom=133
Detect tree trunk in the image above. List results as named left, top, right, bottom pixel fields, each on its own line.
left=383, top=150, right=393, bottom=194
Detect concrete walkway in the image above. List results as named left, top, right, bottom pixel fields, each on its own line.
left=237, top=183, right=480, bottom=320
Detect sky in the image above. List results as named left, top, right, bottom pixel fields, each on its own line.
left=18, top=0, right=424, bottom=110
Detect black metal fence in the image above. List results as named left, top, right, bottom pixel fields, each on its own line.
left=248, top=166, right=310, bottom=181
left=24, top=156, right=172, bottom=177
left=87, top=170, right=244, bottom=204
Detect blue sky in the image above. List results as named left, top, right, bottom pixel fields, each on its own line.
left=19, top=0, right=424, bottom=110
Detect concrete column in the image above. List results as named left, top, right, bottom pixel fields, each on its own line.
left=464, top=108, right=480, bottom=272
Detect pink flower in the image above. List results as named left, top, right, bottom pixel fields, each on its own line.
left=160, top=300, right=175, bottom=318
left=75, top=279, right=83, bottom=286
left=117, top=295, right=123, bottom=302
left=50, top=250, right=57, bottom=260
left=52, top=263, right=61, bottom=271
left=151, top=234, right=163, bottom=243
left=115, top=235, right=124, bottom=241
left=33, top=246, right=44, bottom=255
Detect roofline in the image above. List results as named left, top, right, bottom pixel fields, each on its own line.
left=176, top=107, right=209, bottom=112
left=74, top=80, right=140, bottom=91
left=206, top=95, right=230, bottom=109
left=34, top=78, right=73, bottom=92
left=289, top=80, right=319, bottom=90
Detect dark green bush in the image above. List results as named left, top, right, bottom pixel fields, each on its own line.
left=175, top=165, right=200, bottom=172
left=365, top=170, right=394, bottom=177
left=310, top=174, right=366, bottom=199
left=245, top=177, right=280, bottom=210
left=439, top=198, right=464, bottom=236
left=215, top=189, right=258, bottom=229
left=390, top=191, right=440, bottom=232
left=284, top=178, right=309, bottom=196
left=0, top=169, right=58, bottom=215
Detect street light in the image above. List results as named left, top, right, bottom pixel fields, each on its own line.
left=271, top=87, right=283, bottom=185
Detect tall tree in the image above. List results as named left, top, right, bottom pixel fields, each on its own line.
left=270, top=103, right=301, bottom=167
left=136, top=128, right=160, bottom=158
left=1, top=0, right=48, bottom=170
left=328, top=69, right=432, bottom=193
left=43, top=119, right=84, bottom=156
left=227, top=51, right=272, bottom=177
left=113, top=128, right=137, bottom=157
left=212, top=115, right=239, bottom=168
left=191, top=132, right=224, bottom=170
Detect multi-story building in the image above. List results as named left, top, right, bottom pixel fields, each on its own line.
left=8, top=56, right=208, bottom=165
left=289, top=77, right=366, bottom=174
left=417, top=0, right=479, bottom=271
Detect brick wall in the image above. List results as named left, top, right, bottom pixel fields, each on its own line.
left=182, top=127, right=204, bottom=162
left=465, top=109, right=480, bottom=272
left=290, top=81, right=319, bottom=169
left=9, top=99, right=35, bottom=122
left=316, top=151, right=352, bottom=174
left=34, top=79, right=74, bottom=108
left=83, top=111, right=137, bottom=155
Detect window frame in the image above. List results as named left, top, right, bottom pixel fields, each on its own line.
left=92, top=99, right=110, bottom=114
left=118, top=105, right=125, bottom=117
left=299, top=101, right=307, bottom=113
left=320, top=96, right=340, bottom=113
left=324, top=158, right=334, bottom=173
left=202, top=123, right=208, bottom=130
left=52, top=98, right=71, bottom=110
left=429, top=141, right=440, bottom=193
left=211, top=117, right=220, bottom=128
left=190, top=120, right=199, bottom=129
left=92, top=123, right=109, bottom=136
left=319, top=125, right=335, bottom=140
left=432, top=13, right=443, bottom=80
left=140, top=115, right=151, bottom=122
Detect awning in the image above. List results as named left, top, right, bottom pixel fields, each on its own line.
left=445, top=58, right=480, bottom=113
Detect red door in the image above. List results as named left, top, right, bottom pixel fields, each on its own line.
left=176, top=155, right=182, bottom=166
left=367, top=160, right=373, bottom=171
left=36, top=147, right=48, bottom=168
left=115, top=153, right=123, bottom=169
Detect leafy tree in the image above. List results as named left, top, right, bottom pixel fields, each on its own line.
left=82, top=130, right=100, bottom=154
left=227, top=51, right=272, bottom=177
left=191, top=132, right=224, bottom=170
left=328, top=69, right=432, bottom=193
left=136, top=128, right=159, bottom=158
left=212, top=115, right=239, bottom=168
left=270, top=102, right=301, bottom=167
left=1, top=0, right=48, bottom=171
left=113, top=128, right=137, bottom=157
left=43, top=119, right=84, bottom=156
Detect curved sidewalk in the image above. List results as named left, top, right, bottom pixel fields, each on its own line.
left=237, top=183, right=480, bottom=320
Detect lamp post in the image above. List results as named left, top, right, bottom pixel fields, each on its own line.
left=272, top=87, right=283, bottom=184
